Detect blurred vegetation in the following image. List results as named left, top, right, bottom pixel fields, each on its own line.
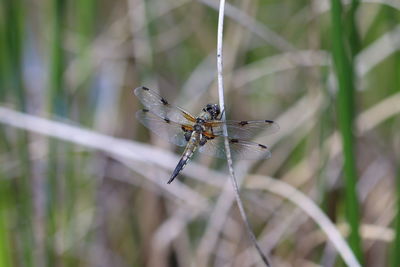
left=0, top=0, right=399, bottom=266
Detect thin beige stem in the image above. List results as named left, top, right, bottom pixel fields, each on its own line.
left=216, top=0, right=271, bottom=266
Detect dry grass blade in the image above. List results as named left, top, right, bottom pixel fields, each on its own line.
left=0, top=106, right=225, bottom=188
left=197, top=0, right=295, bottom=51
left=245, top=175, right=361, bottom=267
left=215, top=0, right=271, bottom=266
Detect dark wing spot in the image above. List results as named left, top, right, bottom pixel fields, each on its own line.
left=230, top=139, right=239, bottom=143
left=239, top=121, right=248, bottom=126
left=142, top=108, right=149, bottom=112
left=265, top=120, right=274, bottom=123
left=203, top=131, right=216, bottom=139
left=164, top=118, right=170, bottom=123
left=161, top=97, right=168, bottom=105
left=258, top=144, right=267, bottom=149
left=142, top=86, right=150, bottom=91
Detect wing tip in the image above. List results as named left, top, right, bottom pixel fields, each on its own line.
left=265, top=119, right=280, bottom=132
left=133, top=86, right=150, bottom=95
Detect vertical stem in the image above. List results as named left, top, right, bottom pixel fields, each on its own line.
left=330, top=0, right=363, bottom=263
left=393, top=167, right=400, bottom=267
left=4, top=0, right=25, bottom=110
left=75, top=0, right=96, bottom=123
left=47, top=0, right=66, bottom=265
left=3, top=0, right=34, bottom=266
left=48, top=0, right=66, bottom=114
left=216, top=0, right=270, bottom=266
left=347, top=0, right=360, bottom=56
left=0, top=176, right=12, bottom=267
left=390, top=11, right=400, bottom=267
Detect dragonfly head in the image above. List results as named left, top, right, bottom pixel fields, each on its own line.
left=205, top=104, right=220, bottom=119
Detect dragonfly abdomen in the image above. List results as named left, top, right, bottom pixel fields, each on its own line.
left=167, top=132, right=199, bottom=183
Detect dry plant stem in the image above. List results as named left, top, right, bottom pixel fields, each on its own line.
left=199, top=0, right=295, bottom=51
left=246, top=176, right=361, bottom=267
left=177, top=94, right=320, bottom=265
left=0, top=107, right=225, bottom=188
left=216, top=0, right=271, bottom=266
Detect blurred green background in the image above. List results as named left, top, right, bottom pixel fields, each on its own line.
left=0, top=0, right=399, bottom=266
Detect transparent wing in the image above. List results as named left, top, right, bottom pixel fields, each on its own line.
left=198, top=137, right=271, bottom=160
left=136, top=109, right=193, bottom=147
left=204, top=120, right=279, bottom=139
left=134, top=86, right=196, bottom=124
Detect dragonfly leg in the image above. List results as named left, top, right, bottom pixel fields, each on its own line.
left=217, top=108, right=225, bottom=120
left=184, top=131, right=191, bottom=142
left=199, top=135, right=208, bottom=146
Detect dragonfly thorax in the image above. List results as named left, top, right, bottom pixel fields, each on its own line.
left=196, top=118, right=205, bottom=123
left=193, top=124, right=204, bottom=133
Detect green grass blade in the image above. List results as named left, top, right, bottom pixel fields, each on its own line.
left=346, top=0, right=361, bottom=55
left=48, top=0, right=67, bottom=115
left=392, top=167, right=400, bottom=267
left=390, top=10, right=400, bottom=267
left=2, top=1, right=35, bottom=266
left=330, top=0, right=363, bottom=263
left=3, top=0, right=25, bottom=110
left=46, top=0, right=67, bottom=265
left=0, top=178, right=12, bottom=267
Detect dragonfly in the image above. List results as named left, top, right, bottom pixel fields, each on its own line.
left=134, top=86, right=279, bottom=184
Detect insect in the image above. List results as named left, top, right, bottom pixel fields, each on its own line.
left=134, top=86, right=279, bottom=184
